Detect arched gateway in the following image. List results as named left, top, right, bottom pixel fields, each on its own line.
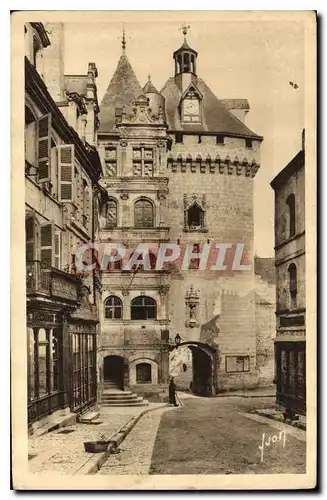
left=170, top=341, right=217, bottom=396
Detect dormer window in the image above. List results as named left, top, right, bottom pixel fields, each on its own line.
left=182, top=90, right=201, bottom=123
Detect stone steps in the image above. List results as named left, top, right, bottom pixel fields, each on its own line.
left=101, top=400, right=149, bottom=407
left=100, top=387, right=149, bottom=407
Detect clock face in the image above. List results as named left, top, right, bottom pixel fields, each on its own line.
left=184, top=98, right=200, bottom=116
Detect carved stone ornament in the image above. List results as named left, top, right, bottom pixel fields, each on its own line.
left=157, top=189, right=167, bottom=201
left=159, top=285, right=169, bottom=296
left=119, top=95, right=163, bottom=125
left=185, top=285, right=200, bottom=328
left=183, top=193, right=206, bottom=211
left=27, top=310, right=62, bottom=326
left=120, top=140, right=128, bottom=147
left=120, top=191, right=129, bottom=200
left=122, top=287, right=130, bottom=296
left=185, top=284, right=200, bottom=304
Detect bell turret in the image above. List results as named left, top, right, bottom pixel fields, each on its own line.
left=173, top=24, right=198, bottom=92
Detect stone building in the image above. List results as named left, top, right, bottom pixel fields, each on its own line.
left=271, top=135, right=306, bottom=417
left=254, top=257, right=276, bottom=386
left=96, top=27, right=273, bottom=401
left=24, top=22, right=106, bottom=431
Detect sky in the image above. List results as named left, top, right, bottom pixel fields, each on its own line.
left=61, top=13, right=305, bottom=257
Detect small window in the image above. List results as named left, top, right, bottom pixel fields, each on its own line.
left=175, top=133, right=183, bottom=144
left=131, top=251, right=157, bottom=272
left=105, top=198, right=118, bottom=228
left=132, top=147, right=154, bottom=177
left=288, top=263, right=297, bottom=309
left=189, top=243, right=200, bottom=269
left=104, top=295, right=122, bottom=319
left=136, top=363, right=152, bottom=383
left=131, top=296, right=157, bottom=320
left=186, top=204, right=204, bottom=230
left=225, top=356, right=250, bottom=373
left=286, top=194, right=296, bottom=238
left=104, top=147, right=117, bottom=177
left=198, top=135, right=202, bottom=144
left=216, top=135, right=225, bottom=145
left=245, top=139, right=253, bottom=149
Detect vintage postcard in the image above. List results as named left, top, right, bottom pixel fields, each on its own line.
left=11, top=10, right=316, bottom=490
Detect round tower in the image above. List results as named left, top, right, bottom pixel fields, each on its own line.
left=142, top=75, right=165, bottom=119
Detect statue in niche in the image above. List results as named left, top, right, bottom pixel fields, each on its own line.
left=190, top=304, right=196, bottom=320
left=185, top=286, right=200, bottom=328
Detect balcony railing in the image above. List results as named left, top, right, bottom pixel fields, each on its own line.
left=26, top=260, right=81, bottom=302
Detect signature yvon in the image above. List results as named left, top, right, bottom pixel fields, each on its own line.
left=258, top=430, right=287, bottom=462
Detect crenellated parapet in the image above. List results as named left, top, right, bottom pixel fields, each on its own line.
left=167, top=153, right=260, bottom=177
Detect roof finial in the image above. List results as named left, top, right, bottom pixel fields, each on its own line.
left=148, top=74, right=151, bottom=82
left=122, top=26, right=126, bottom=52
left=180, top=23, right=190, bottom=39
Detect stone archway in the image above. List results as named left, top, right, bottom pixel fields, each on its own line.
left=170, top=341, right=217, bottom=396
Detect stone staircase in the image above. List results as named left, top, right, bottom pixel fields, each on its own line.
left=101, top=379, right=149, bottom=407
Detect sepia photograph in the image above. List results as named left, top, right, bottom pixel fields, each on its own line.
left=11, top=9, right=316, bottom=490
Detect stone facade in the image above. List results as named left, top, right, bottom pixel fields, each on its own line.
left=254, top=258, right=276, bottom=386
left=271, top=139, right=306, bottom=416
left=24, top=22, right=106, bottom=429
left=96, top=30, right=275, bottom=401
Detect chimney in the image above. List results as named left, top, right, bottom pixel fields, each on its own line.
left=42, top=23, right=65, bottom=102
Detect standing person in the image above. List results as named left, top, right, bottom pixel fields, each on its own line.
left=169, top=377, right=178, bottom=407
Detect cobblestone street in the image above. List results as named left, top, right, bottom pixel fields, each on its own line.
left=97, top=393, right=306, bottom=475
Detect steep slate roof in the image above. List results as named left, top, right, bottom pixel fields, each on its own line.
left=174, top=39, right=198, bottom=56
left=99, top=54, right=143, bottom=133
left=270, top=149, right=304, bottom=190
left=143, top=79, right=161, bottom=95
left=221, top=98, right=250, bottom=111
left=160, top=77, right=262, bottom=139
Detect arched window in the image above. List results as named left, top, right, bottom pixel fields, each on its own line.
left=104, top=295, right=122, bottom=319
left=288, top=263, right=297, bottom=309
left=187, top=204, right=204, bottom=229
left=183, top=53, right=190, bottom=73
left=286, top=194, right=296, bottom=238
left=136, top=363, right=152, bottom=383
left=134, top=199, right=154, bottom=228
left=131, top=296, right=157, bottom=320
left=105, top=198, right=118, bottom=228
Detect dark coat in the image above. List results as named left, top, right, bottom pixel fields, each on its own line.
left=169, top=378, right=177, bottom=405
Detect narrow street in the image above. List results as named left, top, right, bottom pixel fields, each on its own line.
left=98, top=394, right=306, bottom=475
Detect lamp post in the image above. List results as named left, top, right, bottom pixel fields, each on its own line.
left=174, top=333, right=181, bottom=346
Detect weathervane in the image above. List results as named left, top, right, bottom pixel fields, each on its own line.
left=180, top=23, right=190, bottom=38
